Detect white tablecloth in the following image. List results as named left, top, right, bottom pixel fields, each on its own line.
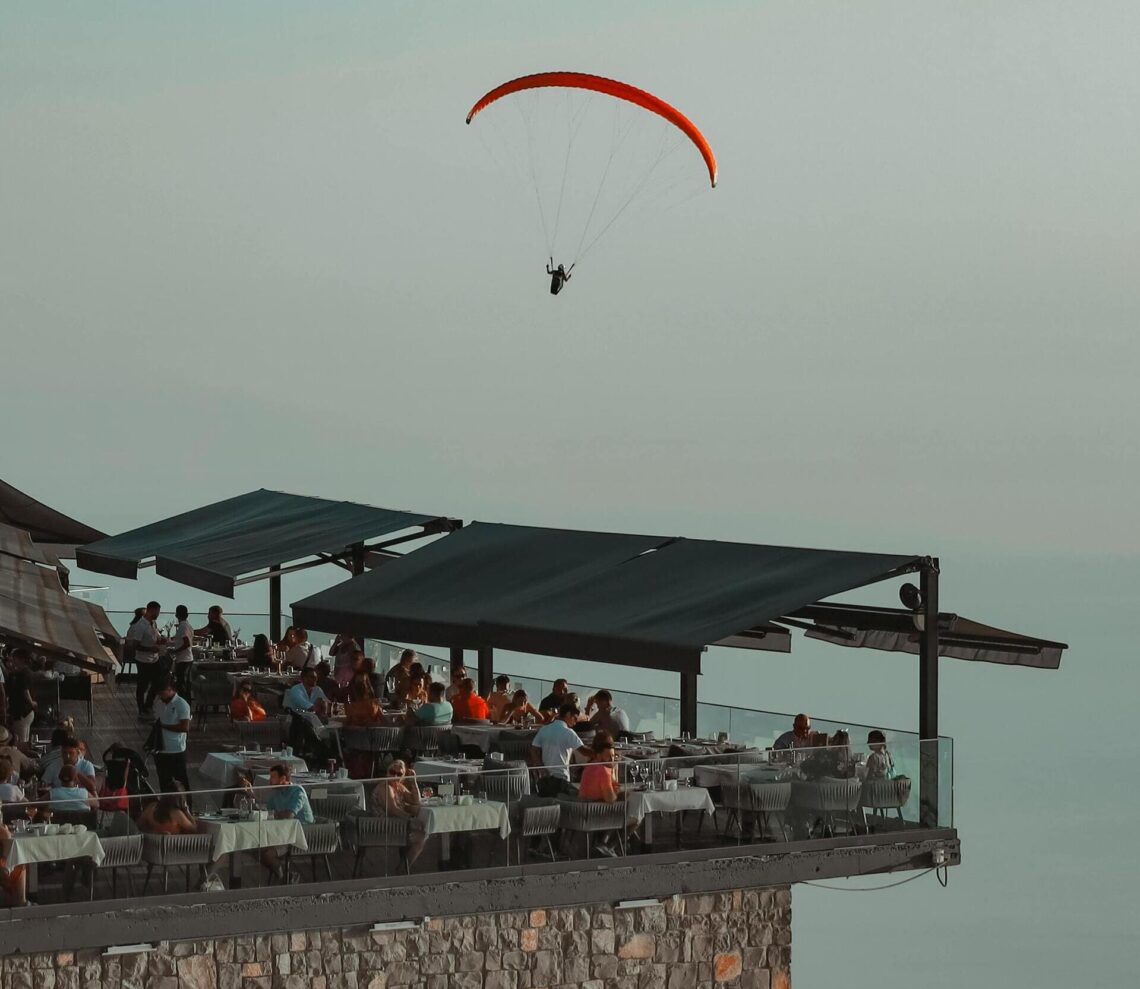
left=199, top=751, right=309, bottom=787
left=450, top=725, right=538, bottom=753
left=414, top=758, right=484, bottom=782
left=417, top=799, right=510, bottom=839
left=5, top=831, right=106, bottom=868
left=625, top=786, right=715, bottom=844
left=198, top=816, right=309, bottom=857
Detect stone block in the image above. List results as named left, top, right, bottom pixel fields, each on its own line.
left=771, top=970, right=789, bottom=989
left=290, top=933, right=307, bottom=953
left=654, top=931, right=686, bottom=963
left=617, top=934, right=656, bottom=960
left=275, top=954, right=292, bottom=976
left=638, top=964, right=667, bottom=989
left=363, top=976, right=387, bottom=989
left=177, top=954, right=218, bottom=989
left=592, top=911, right=614, bottom=930
left=151, top=979, right=179, bottom=989
left=501, top=952, right=528, bottom=972
left=519, top=929, right=539, bottom=952
left=218, top=963, right=242, bottom=989
left=528, top=909, right=547, bottom=928
left=592, top=955, right=620, bottom=980
left=424, top=978, right=448, bottom=989
left=590, top=929, right=615, bottom=955
left=55, top=954, right=75, bottom=968
left=55, top=969, right=80, bottom=989
left=741, top=970, right=770, bottom=989
left=563, top=953, right=591, bottom=983
left=149, top=954, right=176, bottom=978
left=450, top=974, right=483, bottom=989
left=8, top=972, right=33, bottom=989
left=531, top=950, right=561, bottom=985
left=241, top=963, right=264, bottom=979
left=379, top=962, right=418, bottom=985
left=457, top=952, right=485, bottom=973
left=714, top=952, right=742, bottom=982
left=485, top=972, right=517, bottom=989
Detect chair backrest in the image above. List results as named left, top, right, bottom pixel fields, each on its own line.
left=404, top=725, right=452, bottom=755
left=97, top=834, right=144, bottom=869
left=557, top=797, right=626, bottom=831
left=518, top=802, right=562, bottom=837
left=811, top=777, right=862, bottom=811
left=483, top=771, right=529, bottom=804
left=310, top=793, right=361, bottom=821
left=342, top=812, right=410, bottom=849
left=142, top=832, right=216, bottom=866
left=496, top=737, right=534, bottom=761
left=299, top=820, right=339, bottom=856
left=747, top=781, right=792, bottom=812
left=859, top=777, right=912, bottom=810
left=236, top=719, right=286, bottom=748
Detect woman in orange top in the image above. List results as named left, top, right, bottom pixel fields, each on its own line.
left=578, top=738, right=621, bottom=802
left=230, top=681, right=267, bottom=722
left=344, top=672, right=382, bottom=725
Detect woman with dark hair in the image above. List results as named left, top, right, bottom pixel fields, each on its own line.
left=230, top=681, right=267, bottom=722
left=249, top=634, right=273, bottom=666
left=138, top=784, right=198, bottom=834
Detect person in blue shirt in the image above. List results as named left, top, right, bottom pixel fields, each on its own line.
left=48, top=765, right=96, bottom=814
left=261, top=764, right=313, bottom=883
left=152, top=677, right=193, bottom=800
left=408, top=681, right=453, bottom=727
left=283, top=669, right=329, bottom=716
left=41, top=739, right=96, bottom=791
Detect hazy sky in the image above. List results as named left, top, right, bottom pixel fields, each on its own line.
left=3, top=2, right=1138, bottom=561
left=3, top=5, right=1137, bottom=986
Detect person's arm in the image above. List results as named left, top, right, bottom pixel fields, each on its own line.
left=584, top=693, right=598, bottom=715
left=528, top=745, right=544, bottom=770
left=163, top=716, right=192, bottom=735
left=403, top=768, right=421, bottom=813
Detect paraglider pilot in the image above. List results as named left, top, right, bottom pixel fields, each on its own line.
left=546, top=258, right=572, bottom=296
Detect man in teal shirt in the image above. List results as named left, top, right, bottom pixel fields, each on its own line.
left=261, top=764, right=313, bottom=884
left=410, top=681, right=453, bottom=726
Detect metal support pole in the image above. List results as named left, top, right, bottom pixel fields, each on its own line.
left=679, top=671, right=698, bottom=738
left=449, top=648, right=465, bottom=678
left=350, top=543, right=366, bottom=577
left=268, top=564, right=282, bottom=642
left=476, top=646, right=494, bottom=698
left=919, top=561, right=940, bottom=828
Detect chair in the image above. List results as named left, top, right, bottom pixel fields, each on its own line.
left=141, top=833, right=216, bottom=894
left=403, top=725, right=455, bottom=757
left=236, top=718, right=287, bottom=750
left=496, top=735, right=534, bottom=762
left=511, top=798, right=561, bottom=863
left=91, top=834, right=144, bottom=900
left=193, top=677, right=235, bottom=728
left=340, top=726, right=403, bottom=776
left=60, top=674, right=94, bottom=725
left=747, top=782, right=793, bottom=841
left=556, top=798, right=628, bottom=858
left=792, top=778, right=862, bottom=839
left=483, top=770, right=531, bottom=805
left=341, top=813, right=412, bottom=878
left=309, top=793, right=362, bottom=822
left=859, top=777, right=912, bottom=832
left=287, top=820, right=339, bottom=882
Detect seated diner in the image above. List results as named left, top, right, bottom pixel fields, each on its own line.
left=498, top=688, right=541, bottom=725
left=409, top=682, right=452, bottom=726
left=451, top=678, right=490, bottom=722
left=230, top=681, right=268, bottom=722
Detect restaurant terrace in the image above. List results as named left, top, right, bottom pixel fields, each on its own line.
left=0, top=488, right=1066, bottom=958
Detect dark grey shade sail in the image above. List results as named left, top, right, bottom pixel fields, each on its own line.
left=292, top=522, right=923, bottom=673
left=0, top=478, right=106, bottom=546
left=75, top=489, right=442, bottom=597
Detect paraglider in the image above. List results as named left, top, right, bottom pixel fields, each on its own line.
left=546, top=259, right=573, bottom=295
left=467, top=71, right=716, bottom=290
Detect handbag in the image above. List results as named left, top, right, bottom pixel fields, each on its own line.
left=143, top=720, right=163, bottom=755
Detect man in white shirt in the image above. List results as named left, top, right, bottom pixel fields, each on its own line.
left=126, top=601, right=166, bottom=718
left=584, top=689, right=631, bottom=738
left=286, top=628, right=323, bottom=670
left=283, top=668, right=329, bottom=715
left=152, top=676, right=192, bottom=799
left=530, top=700, right=592, bottom=797
left=170, top=605, right=196, bottom=702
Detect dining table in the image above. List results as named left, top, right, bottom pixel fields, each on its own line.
left=2, top=827, right=106, bottom=907
left=624, top=785, right=716, bottom=844
left=197, top=812, right=309, bottom=885
left=199, top=750, right=310, bottom=788
left=416, top=796, right=511, bottom=864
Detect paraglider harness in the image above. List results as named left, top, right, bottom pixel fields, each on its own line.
left=546, top=259, right=573, bottom=295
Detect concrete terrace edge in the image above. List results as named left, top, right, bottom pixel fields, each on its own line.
left=0, top=828, right=959, bottom=955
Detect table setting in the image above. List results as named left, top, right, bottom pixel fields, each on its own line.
left=199, top=749, right=310, bottom=786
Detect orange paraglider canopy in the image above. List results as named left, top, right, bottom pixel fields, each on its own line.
left=466, top=71, right=717, bottom=188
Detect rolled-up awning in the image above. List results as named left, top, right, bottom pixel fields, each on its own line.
left=0, top=554, right=118, bottom=674
left=76, top=489, right=452, bottom=598
left=801, top=604, right=1066, bottom=670
left=0, top=478, right=105, bottom=547
left=293, top=522, right=922, bottom=673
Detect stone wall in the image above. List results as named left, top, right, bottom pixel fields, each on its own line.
left=0, top=887, right=791, bottom=989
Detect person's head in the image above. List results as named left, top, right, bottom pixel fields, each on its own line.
left=316, top=660, right=331, bottom=679
left=459, top=677, right=476, bottom=698
left=557, top=700, right=581, bottom=724
left=793, top=713, right=811, bottom=737
left=49, top=726, right=70, bottom=748
left=57, top=765, right=78, bottom=788
left=557, top=264, right=565, bottom=274
left=300, top=668, right=318, bottom=690
left=157, top=675, right=177, bottom=702
left=593, top=729, right=614, bottom=749
left=252, top=634, right=271, bottom=660
left=387, top=759, right=408, bottom=781
left=399, top=649, right=417, bottom=669
left=552, top=678, right=568, bottom=697
left=594, top=689, right=614, bottom=713
left=831, top=730, right=850, bottom=749
left=511, top=689, right=528, bottom=705
left=237, top=680, right=255, bottom=700
left=494, top=675, right=511, bottom=692
left=294, top=627, right=310, bottom=644
left=592, top=736, right=616, bottom=764
left=351, top=649, right=366, bottom=671
left=451, top=666, right=467, bottom=685
left=281, top=627, right=298, bottom=646
left=427, top=682, right=446, bottom=703
left=409, top=662, right=425, bottom=679
left=268, top=764, right=291, bottom=786
left=7, top=646, right=31, bottom=670
left=130, top=607, right=145, bottom=625
left=233, top=769, right=254, bottom=791
left=867, top=730, right=886, bottom=751
left=145, top=601, right=161, bottom=620
left=208, top=605, right=224, bottom=621
left=175, top=605, right=188, bottom=621
left=350, top=673, right=375, bottom=701
left=60, top=738, right=82, bottom=767
left=156, top=783, right=188, bottom=817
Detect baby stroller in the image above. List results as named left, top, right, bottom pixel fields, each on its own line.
left=99, top=742, right=154, bottom=821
